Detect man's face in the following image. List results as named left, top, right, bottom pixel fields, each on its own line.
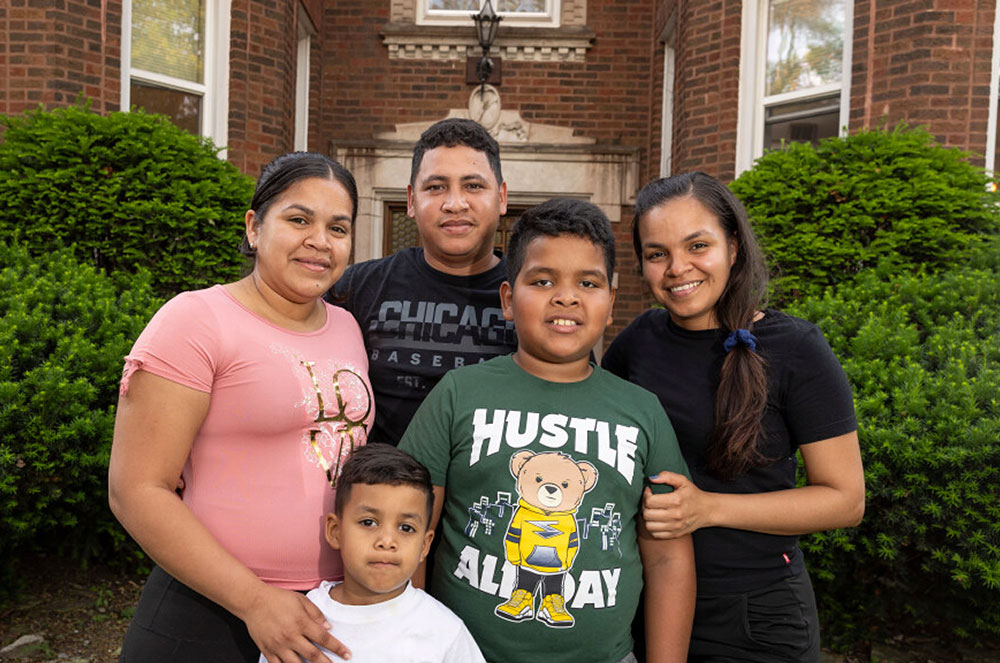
left=407, top=145, right=507, bottom=275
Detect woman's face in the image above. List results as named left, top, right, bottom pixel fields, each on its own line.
left=637, top=195, right=737, bottom=331
left=245, top=176, right=354, bottom=305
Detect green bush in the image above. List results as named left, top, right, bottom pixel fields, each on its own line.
left=788, top=245, right=1000, bottom=642
left=0, top=102, right=255, bottom=297
left=731, top=125, right=1000, bottom=302
left=0, top=242, right=162, bottom=593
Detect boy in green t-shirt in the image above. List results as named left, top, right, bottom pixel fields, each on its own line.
left=399, top=198, right=695, bottom=663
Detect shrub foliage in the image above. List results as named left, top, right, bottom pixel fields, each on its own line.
left=0, top=103, right=254, bottom=297
left=731, top=125, right=1000, bottom=302
left=788, top=250, right=1000, bottom=641
left=0, top=243, right=162, bottom=587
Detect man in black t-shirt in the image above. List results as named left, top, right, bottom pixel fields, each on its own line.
left=329, top=119, right=517, bottom=445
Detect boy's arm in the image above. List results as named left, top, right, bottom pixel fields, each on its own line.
left=638, top=523, right=695, bottom=663
left=412, top=485, right=445, bottom=589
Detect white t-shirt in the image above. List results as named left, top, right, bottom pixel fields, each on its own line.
left=258, top=581, right=485, bottom=663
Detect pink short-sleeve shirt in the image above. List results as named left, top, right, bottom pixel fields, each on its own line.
left=121, top=285, right=373, bottom=589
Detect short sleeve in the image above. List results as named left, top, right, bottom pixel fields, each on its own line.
left=783, top=324, right=857, bottom=445
left=120, top=291, right=218, bottom=396
left=398, top=372, right=458, bottom=486
left=642, top=393, right=691, bottom=494
left=442, top=623, right=487, bottom=663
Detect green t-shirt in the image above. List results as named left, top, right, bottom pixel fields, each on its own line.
left=399, top=355, right=689, bottom=663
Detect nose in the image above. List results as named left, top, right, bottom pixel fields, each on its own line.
left=665, top=254, right=689, bottom=277
left=375, top=530, right=397, bottom=551
left=551, top=283, right=579, bottom=307
left=304, top=223, right=330, bottom=250
left=441, top=188, right=469, bottom=213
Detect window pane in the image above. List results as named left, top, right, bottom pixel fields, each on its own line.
left=130, top=81, right=202, bottom=135
left=766, top=0, right=844, bottom=96
left=132, top=0, right=205, bottom=83
left=497, top=0, right=547, bottom=11
left=386, top=207, right=421, bottom=254
left=764, top=94, right=839, bottom=150
left=427, top=0, right=547, bottom=12
left=428, top=0, right=477, bottom=10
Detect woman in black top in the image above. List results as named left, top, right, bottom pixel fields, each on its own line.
left=602, top=172, right=864, bottom=662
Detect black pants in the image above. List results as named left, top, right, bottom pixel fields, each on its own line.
left=688, top=569, right=820, bottom=663
left=119, top=566, right=259, bottom=663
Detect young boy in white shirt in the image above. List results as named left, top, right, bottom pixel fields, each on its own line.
left=260, top=444, right=485, bottom=663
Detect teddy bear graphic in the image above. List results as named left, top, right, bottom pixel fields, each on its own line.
left=494, top=450, right=598, bottom=628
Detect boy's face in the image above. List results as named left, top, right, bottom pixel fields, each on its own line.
left=325, top=483, right=434, bottom=605
left=407, top=144, right=507, bottom=275
left=499, top=234, right=615, bottom=382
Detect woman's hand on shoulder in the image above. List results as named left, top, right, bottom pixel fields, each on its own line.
left=642, top=471, right=716, bottom=539
left=246, top=584, right=351, bottom=663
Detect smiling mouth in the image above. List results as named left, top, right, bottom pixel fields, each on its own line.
left=669, top=280, right=702, bottom=293
left=549, top=318, right=580, bottom=327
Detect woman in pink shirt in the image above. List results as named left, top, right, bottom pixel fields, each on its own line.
left=109, top=152, right=372, bottom=663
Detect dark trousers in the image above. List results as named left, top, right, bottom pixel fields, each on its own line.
left=119, top=566, right=259, bottom=663
left=688, top=569, right=820, bottom=663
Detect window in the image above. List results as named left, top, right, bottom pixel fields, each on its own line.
left=736, top=0, right=852, bottom=174
left=295, top=5, right=316, bottom=152
left=121, top=0, right=231, bottom=148
left=384, top=1, right=590, bottom=62
left=418, top=0, right=560, bottom=28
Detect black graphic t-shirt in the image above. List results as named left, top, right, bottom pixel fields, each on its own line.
left=330, top=248, right=517, bottom=445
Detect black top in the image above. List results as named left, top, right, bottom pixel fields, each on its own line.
left=329, top=247, right=517, bottom=446
left=602, top=308, right=857, bottom=594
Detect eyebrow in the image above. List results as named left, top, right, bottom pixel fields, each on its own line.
left=523, top=266, right=608, bottom=281
left=356, top=504, right=425, bottom=523
left=281, top=203, right=351, bottom=223
left=420, top=173, right=489, bottom=186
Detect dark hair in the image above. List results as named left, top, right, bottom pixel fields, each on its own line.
left=632, top=172, right=770, bottom=480
left=410, top=118, right=503, bottom=187
left=240, top=152, right=359, bottom=258
left=334, top=444, right=434, bottom=524
left=506, top=197, right=616, bottom=285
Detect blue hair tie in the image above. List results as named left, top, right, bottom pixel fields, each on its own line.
left=723, top=328, right=757, bottom=353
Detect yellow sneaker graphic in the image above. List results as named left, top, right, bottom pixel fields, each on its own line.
left=495, top=588, right=535, bottom=622
left=537, top=593, right=574, bottom=628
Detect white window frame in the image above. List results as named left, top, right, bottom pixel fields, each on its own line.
left=121, top=0, right=231, bottom=154
left=295, top=5, right=316, bottom=152
left=659, top=17, right=676, bottom=178
left=736, top=0, right=853, bottom=175
left=416, top=1, right=560, bottom=28
left=986, top=0, right=1000, bottom=177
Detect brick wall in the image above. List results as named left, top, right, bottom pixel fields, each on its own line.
left=669, top=0, right=743, bottom=183
left=227, top=0, right=299, bottom=177
left=0, top=0, right=122, bottom=116
left=850, top=0, right=995, bottom=164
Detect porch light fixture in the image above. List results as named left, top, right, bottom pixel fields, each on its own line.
left=472, top=0, right=503, bottom=95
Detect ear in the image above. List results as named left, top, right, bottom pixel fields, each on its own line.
left=500, top=280, right=514, bottom=322
left=324, top=513, right=342, bottom=551
left=577, top=460, right=599, bottom=492
left=498, top=180, right=508, bottom=216
left=510, top=449, right=536, bottom=477
left=606, top=280, right=617, bottom=327
left=728, top=237, right=739, bottom=267
left=418, top=527, right=435, bottom=564
left=244, top=209, right=258, bottom=247
left=406, top=184, right=416, bottom=218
